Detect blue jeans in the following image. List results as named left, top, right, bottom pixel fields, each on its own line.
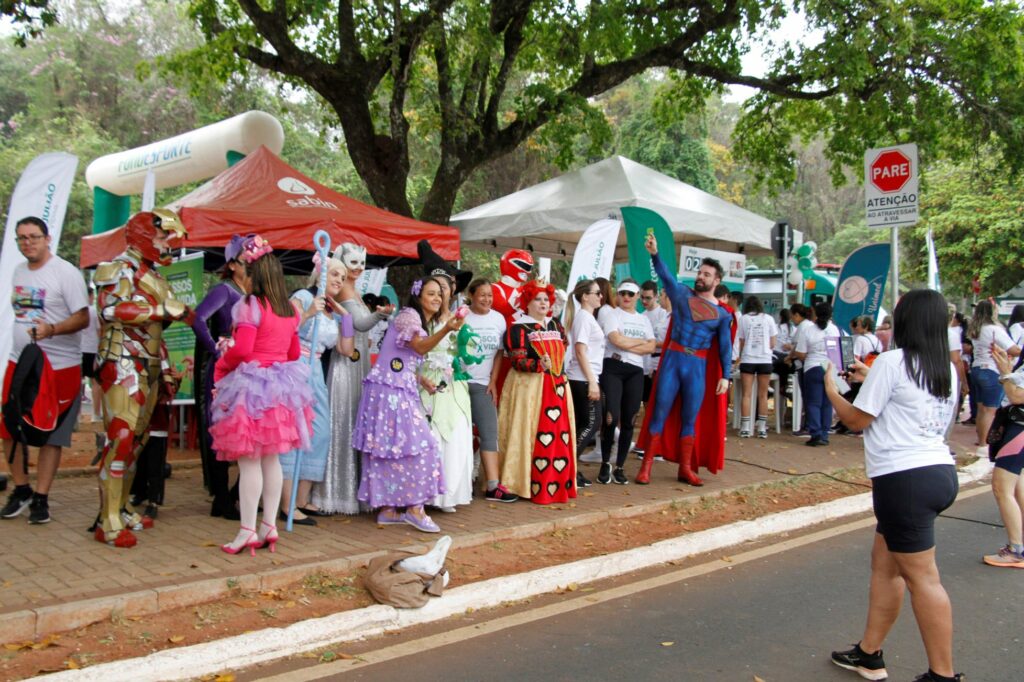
left=970, top=367, right=1004, bottom=408
left=803, top=366, right=832, bottom=441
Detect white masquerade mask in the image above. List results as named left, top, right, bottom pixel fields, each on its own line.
left=339, top=242, right=366, bottom=270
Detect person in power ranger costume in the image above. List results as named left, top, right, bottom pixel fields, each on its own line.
left=93, top=209, right=194, bottom=547
left=489, top=249, right=535, bottom=399
left=635, top=233, right=732, bottom=486
left=491, top=249, right=534, bottom=322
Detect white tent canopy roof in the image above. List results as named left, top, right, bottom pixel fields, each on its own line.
left=451, top=155, right=782, bottom=260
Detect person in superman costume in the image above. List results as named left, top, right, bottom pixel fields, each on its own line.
left=635, top=233, right=733, bottom=486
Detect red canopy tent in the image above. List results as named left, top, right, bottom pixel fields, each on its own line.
left=80, top=146, right=460, bottom=272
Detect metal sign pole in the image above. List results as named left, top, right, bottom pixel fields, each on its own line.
left=890, top=226, right=899, bottom=310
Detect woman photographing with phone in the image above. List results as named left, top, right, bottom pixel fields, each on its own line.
left=823, top=289, right=962, bottom=682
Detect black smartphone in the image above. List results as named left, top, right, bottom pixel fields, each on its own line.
left=840, top=336, right=856, bottom=372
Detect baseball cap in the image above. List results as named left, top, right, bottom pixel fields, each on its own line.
left=617, top=282, right=640, bottom=295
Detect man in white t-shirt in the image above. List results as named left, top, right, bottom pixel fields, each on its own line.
left=1, top=217, right=89, bottom=525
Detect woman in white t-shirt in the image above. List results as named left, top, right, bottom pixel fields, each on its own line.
left=736, top=295, right=778, bottom=438
left=968, top=299, right=1021, bottom=447
left=596, top=280, right=655, bottom=485
left=564, top=279, right=605, bottom=489
left=793, top=302, right=841, bottom=446
left=462, top=279, right=517, bottom=503
left=823, top=289, right=961, bottom=682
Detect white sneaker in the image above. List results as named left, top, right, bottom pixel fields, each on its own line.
left=579, top=449, right=603, bottom=463
left=739, top=429, right=752, bottom=438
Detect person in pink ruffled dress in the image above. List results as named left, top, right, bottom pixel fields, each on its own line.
left=208, top=236, right=315, bottom=556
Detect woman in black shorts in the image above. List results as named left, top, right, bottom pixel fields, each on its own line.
left=984, top=344, right=1024, bottom=568
left=824, top=289, right=963, bottom=682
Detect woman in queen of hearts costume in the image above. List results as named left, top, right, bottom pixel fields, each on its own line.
left=498, top=280, right=577, bottom=504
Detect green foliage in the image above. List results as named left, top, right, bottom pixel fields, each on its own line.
left=817, top=223, right=888, bottom=265
left=1, top=0, right=58, bottom=47
left=612, top=78, right=717, bottom=193
left=170, top=0, right=1024, bottom=223
left=0, top=114, right=120, bottom=263
left=905, top=155, right=1024, bottom=297
left=733, top=0, right=1024, bottom=190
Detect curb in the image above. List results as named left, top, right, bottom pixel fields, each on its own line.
left=42, top=463, right=992, bottom=681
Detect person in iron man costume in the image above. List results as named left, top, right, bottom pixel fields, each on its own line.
left=491, top=249, right=534, bottom=323
left=93, top=209, right=194, bottom=547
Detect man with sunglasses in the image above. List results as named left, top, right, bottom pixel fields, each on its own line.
left=2, top=216, right=90, bottom=525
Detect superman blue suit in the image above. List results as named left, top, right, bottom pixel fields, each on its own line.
left=635, top=253, right=732, bottom=486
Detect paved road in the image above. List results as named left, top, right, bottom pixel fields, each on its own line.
left=252, top=486, right=1016, bottom=682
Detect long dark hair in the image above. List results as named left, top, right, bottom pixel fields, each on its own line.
left=246, top=255, right=294, bottom=318
left=813, top=302, right=832, bottom=330
left=893, top=289, right=952, bottom=399
left=742, top=295, right=763, bottom=315
left=1009, top=304, right=1024, bottom=328
left=594, top=277, right=615, bottom=318
left=406, top=277, right=445, bottom=330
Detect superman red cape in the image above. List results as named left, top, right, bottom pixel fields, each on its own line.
left=636, top=304, right=736, bottom=474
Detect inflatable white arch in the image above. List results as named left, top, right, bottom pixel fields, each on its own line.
left=86, top=110, right=284, bottom=232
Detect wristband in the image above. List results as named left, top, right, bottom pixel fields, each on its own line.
left=1000, top=374, right=1014, bottom=383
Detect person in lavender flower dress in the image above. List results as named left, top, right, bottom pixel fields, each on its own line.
left=354, top=277, right=464, bottom=533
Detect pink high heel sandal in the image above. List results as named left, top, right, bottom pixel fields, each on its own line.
left=221, top=526, right=260, bottom=556
left=257, top=520, right=279, bottom=553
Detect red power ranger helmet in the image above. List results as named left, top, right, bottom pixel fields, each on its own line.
left=500, top=249, right=534, bottom=284
left=125, top=209, right=187, bottom=266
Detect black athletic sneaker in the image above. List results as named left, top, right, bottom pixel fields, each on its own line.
left=912, top=672, right=964, bottom=682
left=596, top=462, right=612, bottom=485
left=1, top=487, right=33, bottom=519
left=28, top=497, right=51, bottom=524
left=611, top=467, right=629, bottom=485
left=576, top=472, right=592, bottom=488
left=831, top=643, right=888, bottom=680
left=484, top=484, right=519, bottom=503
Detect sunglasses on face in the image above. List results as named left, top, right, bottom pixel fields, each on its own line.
left=619, top=291, right=637, bottom=297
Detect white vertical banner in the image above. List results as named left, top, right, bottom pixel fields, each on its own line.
left=355, top=267, right=388, bottom=296
left=565, top=218, right=620, bottom=291
left=926, top=229, right=941, bottom=292
left=0, top=152, right=79, bottom=389
left=537, top=257, right=552, bottom=283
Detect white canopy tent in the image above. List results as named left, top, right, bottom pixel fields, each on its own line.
left=451, top=155, right=785, bottom=260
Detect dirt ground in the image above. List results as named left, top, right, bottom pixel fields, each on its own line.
left=0, top=470, right=871, bottom=680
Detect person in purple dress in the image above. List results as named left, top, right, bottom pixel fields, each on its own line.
left=191, top=235, right=250, bottom=519
left=354, top=277, right=464, bottom=533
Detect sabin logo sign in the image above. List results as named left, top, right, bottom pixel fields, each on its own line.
left=277, top=176, right=339, bottom=210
